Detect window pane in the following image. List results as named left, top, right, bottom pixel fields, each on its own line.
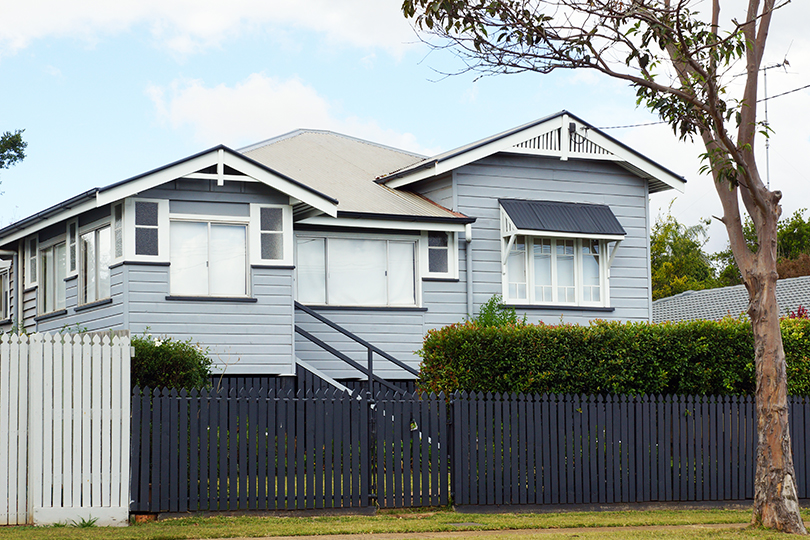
left=533, top=239, right=552, bottom=303
left=81, top=232, right=96, bottom=303
left=210, top=224, right=246, bottom=296
left=557, top=239, right=575, bottom=303
left=583, top=240, right=600, bottom=302
left=55, top=243, right=66, bottom=310
left=428, top=231, right=448, bottom=247
left=507, top=237, right=527, bottom=300
left=114, top=205, right=123, bottom=258
left=297, top=238, right=326, bottom=304
left=328, top=238, right=386, bottom=305
left=41, top=249, right=52, bottom=312
left=98, top=226, right=111, bottom=299
left=29, top=239, right=37, bottom=284
left=260, top=207, right=283, bottom=232
left=170, top=221, right=209, bottom=295
left=428, top=248, right=448, bottom=273
left=69, top=223, right=77, bottom=272
left=388, top=242, right=415, bottom=305
left=261, top=232, right=283, bottom=260
left=135, top=202, right=159, bottom=226
left=135, top=228, right=159, bottom=256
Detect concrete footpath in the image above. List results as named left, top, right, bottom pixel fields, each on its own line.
left=200, top=522, right=749, bottom=540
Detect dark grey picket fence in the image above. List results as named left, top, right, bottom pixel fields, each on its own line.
left=130, top=387, right=447, bottom=513
left=131, top=390, right=810, bottom=514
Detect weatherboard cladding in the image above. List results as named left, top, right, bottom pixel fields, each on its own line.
left=241, top=130, right=460, bottom=219
left=652, top=275, right=810, bottom=323
left=499, top=199, right=627, bottom=236
left=456, top=153, right=651, bottom=324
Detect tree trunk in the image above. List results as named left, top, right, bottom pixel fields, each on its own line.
left=750, top=263, right=807, bottom=533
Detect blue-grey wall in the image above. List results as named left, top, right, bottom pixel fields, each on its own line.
left=451, top=153, right=651, bottom=324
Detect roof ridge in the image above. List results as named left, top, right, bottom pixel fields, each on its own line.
left=239, top=129, right=426, bottom=159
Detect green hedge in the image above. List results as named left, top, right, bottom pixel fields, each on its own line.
left=417, top=318, right=810, bottom=396
left=131, top=334, right=212, bottom=391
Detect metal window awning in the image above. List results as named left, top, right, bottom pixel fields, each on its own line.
left=499, top=199, right=626, bottom=266
left=499, top=199, right=626, bottom=240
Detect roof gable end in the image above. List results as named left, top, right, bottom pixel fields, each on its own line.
left=379, top=111, right=686, bottom=194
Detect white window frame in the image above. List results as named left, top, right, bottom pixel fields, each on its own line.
left=501, top=235, right=613, bottom=307
left=295, top=231, right=421, bottom=307
left=124, top=198, right=170, bottom=262
left=0, top=261, right=10, bottom=321
left=421, top=230, right=458, bottom=279
left=67, top=219, right=79, bottom=277
left=113, top=202, right=124, bottom=261
left=169, top=213, right=251, bottom=297
left=25, top=236, right=37, bottom=288
left=38, top=238, right=67, bottom=315
left=79, top=219, right=114, bottom=306
left=249, top=204, right=293, bottom=266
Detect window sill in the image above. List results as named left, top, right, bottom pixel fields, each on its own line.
left=112, top=260, right=171, bottom=268
left=75, top=298, right=113, bottom=312
left=251, top=264, right=295, bottom=270
left=0, top=318, right=11, bottom=326
left=422, top=277, right=460, bottom=282
left=300, top=305, right=428, bottom=312
left=34, top=309, right=68, bottom=322
left=24, top=285, right=37, bottom=293
left=166, top=295, right=258, bottom=303
left=504, top=304, right=615, bottom=313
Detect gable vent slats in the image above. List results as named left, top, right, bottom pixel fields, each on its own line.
left=569, top=132, right=611, bottom=156
left=515, top=129, right=561, bottom=152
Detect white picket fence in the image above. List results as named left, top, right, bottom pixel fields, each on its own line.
left=0, top=332, right=131, bottom=526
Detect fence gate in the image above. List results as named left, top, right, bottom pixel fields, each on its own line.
left=0, top=332, right=131, bottom=526
left=373, top=391, right=449, bottom=508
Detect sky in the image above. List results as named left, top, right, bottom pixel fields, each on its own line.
left=1, top=1, right=809, bottom=255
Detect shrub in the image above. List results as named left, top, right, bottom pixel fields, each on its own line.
left=417, top=317, right=810, bottom=396
left=470, top=295, right=526, bottom=327
left=131, top=333, right=212, bottom=391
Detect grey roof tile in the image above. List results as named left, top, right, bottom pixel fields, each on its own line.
left=652, top=275, right=810, bottom=323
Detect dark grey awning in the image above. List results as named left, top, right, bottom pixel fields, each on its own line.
left=499, top=199, right=626, bottom=237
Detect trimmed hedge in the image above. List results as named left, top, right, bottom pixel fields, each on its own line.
left=417, top=318, right=810, bottom=396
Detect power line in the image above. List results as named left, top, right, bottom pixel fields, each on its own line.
left=596, top=83, right=810, bottom=130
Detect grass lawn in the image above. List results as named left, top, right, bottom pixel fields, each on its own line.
left=0, top=508, right=805, bottom=540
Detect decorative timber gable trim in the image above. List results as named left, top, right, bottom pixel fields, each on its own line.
left=377, top=111, right=686, bottom=194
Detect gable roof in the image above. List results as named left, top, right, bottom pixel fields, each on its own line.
left=240, top=130, right=464, bottom=220
left=378, top=111, right=686, bottom=194
left=500, top=199, right=627, bottom=237
left=0, top=145, right=340, bottom=245
left=652, top=275, right=810, bottom=323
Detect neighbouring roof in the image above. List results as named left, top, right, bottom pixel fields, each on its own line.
left=652, top=275, right=810, bottom=323
left=500, top=199, right=627, bottom=237
left=241, top=130, right=463, bottom=220
left=378, top=110, right=687, bottom=194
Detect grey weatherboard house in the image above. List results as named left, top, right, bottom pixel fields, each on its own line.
left=0, top=111, right=686, bottom=387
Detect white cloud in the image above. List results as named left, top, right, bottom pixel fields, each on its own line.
left=147, top=73, right=438, bottom=155
left=0, top=0, right=417, bottom=58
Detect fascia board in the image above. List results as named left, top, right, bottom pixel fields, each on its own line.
left=0, top=198, right=98, bottom=245
left=298, top=216, right=467, bottom=232
left=96, top=152, right=226, bottom=207
left=384, top=121, right=566, bottom=189
left=505, top=228, right=626, bottom=241
left=95, top=150, right=339, bottom=217
left=579, top=132, right=686, bottom=193
left=221, top=153, right=338, bottom=217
